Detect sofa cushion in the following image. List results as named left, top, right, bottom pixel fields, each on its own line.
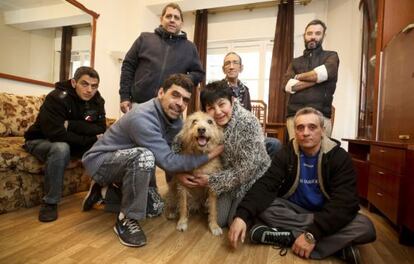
left=0, top=137, right=43, bottom=173
left=0, top=93, right=45, bottom=136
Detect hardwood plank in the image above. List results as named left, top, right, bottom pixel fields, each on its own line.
left=0, top=170, right=413, bottom=263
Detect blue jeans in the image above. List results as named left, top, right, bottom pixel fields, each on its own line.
left=24, top=139, right=71, bottom=204
left=264, top=137, right=282, bottom=160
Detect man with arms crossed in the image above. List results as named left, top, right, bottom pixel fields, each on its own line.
left=284, top=19, right=339, bottom=139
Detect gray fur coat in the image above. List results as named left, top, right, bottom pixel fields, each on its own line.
left=208, top=101, right=271, bottom=198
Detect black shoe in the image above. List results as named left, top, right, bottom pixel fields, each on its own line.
left=82, top=180, right=103, bottom=211
left=146, top=187, right=164, bottom=218
left=337, top=246, right=361, bottom=264
left=113, top=217, right=147, bottom=247
left=250, top=225, right=294, bottom=256
left=39, top=203, right=58, bottom=222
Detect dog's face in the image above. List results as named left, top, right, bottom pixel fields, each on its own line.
left=178, top=111, right=223, bottom=154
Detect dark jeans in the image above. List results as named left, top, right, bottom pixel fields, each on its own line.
left=91, top=147, right=155, bottom=220
left=24, top=139, right=71, bottom=204
left=264, top=137, right=282, bottom=160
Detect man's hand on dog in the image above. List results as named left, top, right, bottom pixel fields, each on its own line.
left=228, top=217, right=247, bottom=249
left=208, top=145, right=224, bottom=160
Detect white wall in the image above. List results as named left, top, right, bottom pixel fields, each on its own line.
left=325, top=0, right=362, bottom=147
left=0, top=0, right=363, bottom=144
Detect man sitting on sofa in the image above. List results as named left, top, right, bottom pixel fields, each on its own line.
left=24, top=66, right=106, bottom=222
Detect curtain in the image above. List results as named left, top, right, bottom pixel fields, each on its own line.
left=189, top=9, right=208, bottom=114
left=60, top=26, right=73, bottom=81
left=267, top=0, right=294, bottom=123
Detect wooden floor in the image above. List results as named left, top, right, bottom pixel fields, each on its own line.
left=1, top=171, right=414, bottom=264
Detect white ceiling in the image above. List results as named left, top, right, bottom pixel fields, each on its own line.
left=0, top=0, right=64, bottom=11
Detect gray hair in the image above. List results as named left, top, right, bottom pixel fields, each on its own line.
left=294, top=107, right=324, bottom=128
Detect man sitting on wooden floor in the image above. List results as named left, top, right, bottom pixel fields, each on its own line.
left=228, top=107, right=376, bottom=264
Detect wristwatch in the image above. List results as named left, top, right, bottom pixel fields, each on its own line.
left=304, top=232, right=316, bottom=244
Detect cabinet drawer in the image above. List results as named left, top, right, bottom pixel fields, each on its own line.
left=369, top=165, right=401, bottom=198
left=370, top=145, right=405, bottom=173
left=368, top=183, right=399, bottom=224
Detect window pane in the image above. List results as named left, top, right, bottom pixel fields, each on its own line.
left=206, top=47, right=227, bottom=83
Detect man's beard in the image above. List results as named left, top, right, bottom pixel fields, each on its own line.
left=305, top=39, right=323, bottom=50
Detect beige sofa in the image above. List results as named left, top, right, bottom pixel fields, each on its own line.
left=0, top=92, right=112, bottom=214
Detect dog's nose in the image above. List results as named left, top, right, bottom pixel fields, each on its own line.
left=198, top=127, right=206, bottom=134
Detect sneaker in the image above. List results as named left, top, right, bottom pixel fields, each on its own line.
left=113, top=217, right=147, bottom=247
left=146, top=187, right=164, bottom=218
left=39, top=203, right=58, bottom=222
left=337, top=246, right=361, bottom=264
left=82, top=180, right=103, bottom=211
left=250, top=225, right=294, bottom=256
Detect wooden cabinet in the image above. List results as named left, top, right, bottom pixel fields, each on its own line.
left=349, top=0, right=414, bottom=245
left=344, top=139, right=414, bottom=244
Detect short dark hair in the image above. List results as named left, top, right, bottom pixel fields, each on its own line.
left=224, top=51, right=242, bottom=65
left=73, top=66, right=100, bottom=82
left=305, top=19, right=327, bottom=33
left=161, top=3, right=184, bottom=22
left=294, top=107, right=325, bottom=128
left=161, top=73, right=193, bottom=93
left=200, top=80, right=233, bottom=111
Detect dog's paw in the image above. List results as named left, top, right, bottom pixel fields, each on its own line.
left=176, top=221, right=188, bottom=232
left=209, top=223, right=223, bottom=236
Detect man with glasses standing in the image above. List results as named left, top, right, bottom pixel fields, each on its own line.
left=222, top=52, right=281, bottom=159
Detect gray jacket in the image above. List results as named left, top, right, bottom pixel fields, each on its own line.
left=82, top=98, right=208, bottom=177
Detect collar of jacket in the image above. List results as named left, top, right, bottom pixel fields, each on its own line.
left=303, top=45, right=324, bottom=57
left=154, top=26, right=187, bottom=40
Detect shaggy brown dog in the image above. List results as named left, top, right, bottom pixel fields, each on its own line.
left=165, top=111, right=223, bottom=236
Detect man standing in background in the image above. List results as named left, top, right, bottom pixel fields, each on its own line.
left=283, top=19, right=339, bottom=139
left=119, top=2, right=204, bottom=113
left=222, top=52, right=281, bottom=158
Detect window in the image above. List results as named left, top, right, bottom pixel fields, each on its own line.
left=206, top=40, right=273, bottom=103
